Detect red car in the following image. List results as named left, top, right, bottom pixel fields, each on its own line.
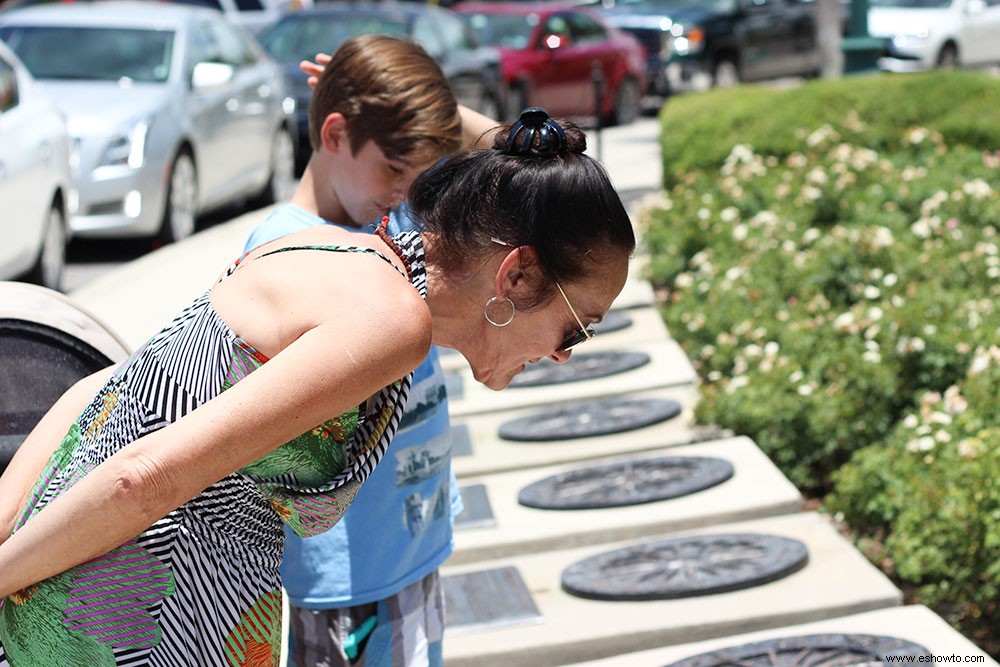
left=454, top=1, right=647, bottom=125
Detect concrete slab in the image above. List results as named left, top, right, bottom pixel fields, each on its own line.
left=448, top=339, right=698, bottom=418
left=439, top=305, right=674, bottom=373
left=451, top=436, right=803, bottom=565
left=440, top=512, right=903, bottom=667
left=563, top=605, right=997, bottom=667
left=450, top=387, right=720, bottom=479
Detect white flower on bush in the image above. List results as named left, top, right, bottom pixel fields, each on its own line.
left=750, top=210, right=779, bottom=228
left=962, top=178, right=993, bottom=199
left=806, top=124, right=839, bottom=147
left=675, top=273, right=694, bottom=289
left=851, top=148, right=879, bottom=171
left=910, top=219, right=932, bottom=239
left=863, top=286, right=881, bottom=300
left=901, top=166, right=927, bottom=182
left=872, top=227, right=894, bottom=249
left=724, top=266, right=746, bottom=282
left=902, top=414, right=919, bottom=429
left=801, top=228, right=821, bottom=245
left=733, top=224, right=749, bottom=241
left=697, top=207, right=712, bottom=221
left=930, top=411, right=952, bottom=425
left=707, top=370, right=722, bottom=382
left=720, top=206, right=739, bottom=223
left=883, top=273, right=899, bottom=287
left=969, top=345, right=1000, bottom=375
left=807, top=167, right=828, bottom=185
left=920, top=190, right=949, bottom=215
left=786, top=152, right=808, bottom=169
left=934, top=430, right=952, bottom=443
left=896, top=336, right=926, bottom=354
left=943, top=386, right=968, bottom=415
left=802, top=186, right=822, bottom=202
left=862, top=349, right=882, bottom=364
left=726, top=375, right=749, bottom=394
left=789, top=369, right=804, bottom=383
left=833, top=311, right=855, bottom=331
left=906, top=436, right=936, bottom=452
left=904, top=127, right=931, bottom=145
left=726, top=143, right=755, bottom=164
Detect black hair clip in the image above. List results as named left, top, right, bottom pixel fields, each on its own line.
left=505, top=107, right=567, bottom=157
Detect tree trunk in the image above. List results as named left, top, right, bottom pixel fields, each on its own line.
left=817, top=0, right=845, bottom=78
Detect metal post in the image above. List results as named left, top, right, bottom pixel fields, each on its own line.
left=592, top=61, right=603, bottom=163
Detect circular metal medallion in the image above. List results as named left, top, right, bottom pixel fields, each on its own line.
left=509, top=350, right=650, bottom=388
left=498, top=396, right=682, bottom=442
left=518, top=456, right=734, bottom=510
left=662, top=633, right=933, bottom=667
left=592, top=310, right=633, bottom=335
left=561, top=533, right=809, bottom=601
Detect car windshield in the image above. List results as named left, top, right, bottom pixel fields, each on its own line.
left=586, top=0, right=737, bottom=11
left=0, top=25, right=173, bottom=82
left=258, top=14, right=409, bottom=63
left=462, top=12, right=538, bottom=49
left=868, top=0, right=951, bottom=7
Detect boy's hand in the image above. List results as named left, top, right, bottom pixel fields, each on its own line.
left=300, top=52, right=332, bottom=89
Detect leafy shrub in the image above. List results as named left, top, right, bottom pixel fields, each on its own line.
left=827, top=348, right=1000, bottom=642
left=643, top=70, right=1000, bottom=648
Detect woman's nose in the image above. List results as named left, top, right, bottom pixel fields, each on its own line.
left=549, top=348, right=572, bottom=363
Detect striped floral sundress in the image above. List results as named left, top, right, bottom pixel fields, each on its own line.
left=0, top=232, right=427, bottom=666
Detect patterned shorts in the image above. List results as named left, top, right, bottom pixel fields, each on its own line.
left=287, top=571, right=444, bottom=667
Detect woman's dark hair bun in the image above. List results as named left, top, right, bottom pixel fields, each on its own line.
left=496, top=107, right=585, bottom=158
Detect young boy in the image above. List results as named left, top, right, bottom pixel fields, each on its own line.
left=243, top=34, right=496, bottom=667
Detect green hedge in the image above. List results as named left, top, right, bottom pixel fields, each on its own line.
left=659, top=70, right=1000, bottom=189
left=644, top=69, right=1000, bottom=650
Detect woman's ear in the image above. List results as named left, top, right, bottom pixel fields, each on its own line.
left=493, top=245, right=541, bottom=297
left=319, top=112, right=348, bottom=155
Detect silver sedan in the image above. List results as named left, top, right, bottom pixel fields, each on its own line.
left=0, top=0, right=296, bottom=244
left=0, top=38, right=73, bottom=290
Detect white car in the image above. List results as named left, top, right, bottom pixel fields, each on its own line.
left=869, top=0, right=1000, bottom=71
left=0, top=39, right=73, bottom=290
left=0, top=1, right=296, bottom=243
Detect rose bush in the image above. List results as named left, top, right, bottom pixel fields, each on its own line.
left=644, top=69, right=1000, bottom=649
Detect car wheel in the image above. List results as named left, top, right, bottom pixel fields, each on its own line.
left=160, top=151, right=198, bottom=244
left=937, top=43, right=959, bottom=68
left=506, top=84, right=528, bottom=122
left=713, top=56, right=740, bottom=88
left=25, top=202, right=66, bottom=291
left=255, top=127, right=296, bottom=207
left=610, top=77, right=641, bottom=126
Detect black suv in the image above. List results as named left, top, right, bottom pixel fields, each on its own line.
left=592, top=0, right=821, bottom=95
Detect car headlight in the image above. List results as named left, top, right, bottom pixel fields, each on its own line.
left=891, top=30, right=930, bottom=47
left=671, top=24, right=705, bottom=55
left=100, top=117, right=151, bottom=169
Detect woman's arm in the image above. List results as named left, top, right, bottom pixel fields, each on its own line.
left=0, top=366, right=115, bottom=542
left=0, top=269, right=430, bottom=599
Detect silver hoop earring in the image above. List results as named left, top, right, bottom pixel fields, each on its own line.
left=484, top=296, right=516, bottom=327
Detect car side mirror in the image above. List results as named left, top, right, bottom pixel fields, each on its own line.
left=966, top=0, right=986, bottom=13
left=191, top=62, right=235, bottom=90
left=541, top=33, right=572, bottom=50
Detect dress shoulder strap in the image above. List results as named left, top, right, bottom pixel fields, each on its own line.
left=222, top=244, right=408, bottom=283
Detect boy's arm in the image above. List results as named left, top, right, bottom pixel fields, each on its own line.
left=458, top=104, right=500, bottom=149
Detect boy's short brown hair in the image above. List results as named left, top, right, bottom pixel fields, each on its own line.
left=308, top=34, right=462, bottom=160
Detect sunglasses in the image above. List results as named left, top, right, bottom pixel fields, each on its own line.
left=555, top=281, right=594, bottom=352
